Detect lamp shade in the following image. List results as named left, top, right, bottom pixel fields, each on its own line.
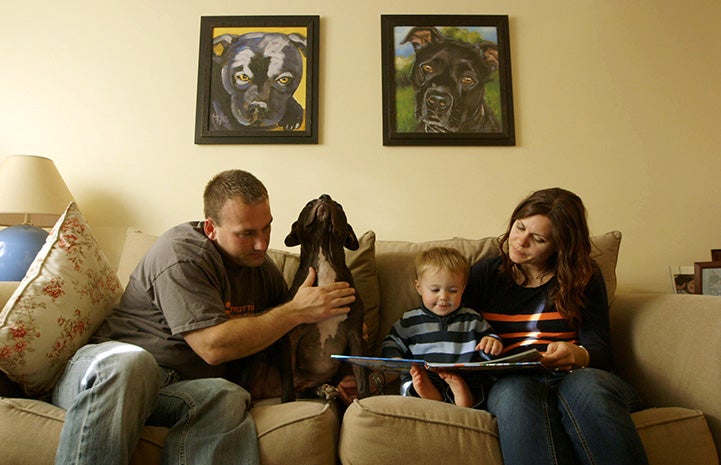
left=0, top=155, right=75, bottom=280
left=0, top=155, right=75, bottom=227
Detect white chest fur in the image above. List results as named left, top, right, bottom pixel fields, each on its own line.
left=315, top=249, right=347, bottom=345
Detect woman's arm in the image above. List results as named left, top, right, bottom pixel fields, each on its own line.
left=577, top=269, right=613, bottom=370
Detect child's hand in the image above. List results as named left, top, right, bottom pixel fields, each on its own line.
left=476, top=336, right=503, bottom=356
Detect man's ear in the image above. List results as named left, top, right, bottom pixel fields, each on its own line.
left=414, top=279, right=423, bottom=296
left=204, top=218, right=217, bottom=240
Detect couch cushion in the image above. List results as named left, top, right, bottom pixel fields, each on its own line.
left=0, top=203, right=123, bottom=396
left=591, top=230, right=621, bottom=303
left=252, top=398, right=340, bottom=465
left=0, top=397, right=170, bottom=465
left=339, top=395, right=503, bottom=465
left=116, top=227, right=160, bottom=288
left=372, top=232, right=620, bottom=356
left=631, top=407, right=718, bottom=465
left=611, top=293, right=721, bottom=458
left=0, top=395, right=339, bottom=465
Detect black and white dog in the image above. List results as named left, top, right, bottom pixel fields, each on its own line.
left=280, top=194, right=370, bottom=403
left=210, top=32, right=306, bottom=131
left=401, top=26, right=500, bottom=133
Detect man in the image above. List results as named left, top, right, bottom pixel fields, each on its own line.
left=51, top=170, right=356, bottom=465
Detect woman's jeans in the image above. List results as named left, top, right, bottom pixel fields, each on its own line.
left=487, top=368, right=649, bottom=465
left=51, top=341, right=259, bottom=465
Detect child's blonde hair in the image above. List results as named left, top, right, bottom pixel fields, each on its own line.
left=414, top=247, right=470, bottom=283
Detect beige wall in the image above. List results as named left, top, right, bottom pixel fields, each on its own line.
left=1, top=0, right=720, bottom=293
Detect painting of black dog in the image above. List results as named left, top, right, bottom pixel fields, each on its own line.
left=210, top=32, right=306, bottom=131
left=400, top=26, right=501, bottom=133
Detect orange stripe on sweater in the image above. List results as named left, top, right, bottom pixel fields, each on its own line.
left=483, top=311, right=564, bottom=322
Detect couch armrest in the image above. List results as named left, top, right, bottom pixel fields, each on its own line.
left=610, top=293, right=721, bottom=459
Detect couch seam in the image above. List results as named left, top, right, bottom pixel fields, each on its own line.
left=633, top=410, right=704, bottom=430
left=0, top=398, right=65, bottom=422
left=256, top=402, right=333, bottom=438
left=355, top=404, right=498, bottom=436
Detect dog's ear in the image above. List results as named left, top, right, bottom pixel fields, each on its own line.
left=401, top=26, right=444, bottom=51
left=212, top=34, right=237, bottom=62
left=478, top=41, right=499, bottom=71
left=285, top=221, right=301, bottom=247
left=344, top=224, right=360, bottom=251
left=287, top=33, right=307, bottom=57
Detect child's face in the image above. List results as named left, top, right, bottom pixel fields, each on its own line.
left=415, top=268, right=466, bottom=316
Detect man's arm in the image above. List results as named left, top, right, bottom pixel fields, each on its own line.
left=183, top=267, right=355, bottom=365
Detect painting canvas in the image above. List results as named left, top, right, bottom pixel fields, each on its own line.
left=382, top=15, right=515, bottom=146
left=195, top=16, right=319, bottom=144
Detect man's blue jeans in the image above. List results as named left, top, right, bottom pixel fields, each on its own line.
left=52, top=341, right=259, bottom=465
left=487, top=368, right=649, bottom=465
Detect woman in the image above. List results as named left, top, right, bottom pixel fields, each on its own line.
left=463, top=188, right=648, bottom=465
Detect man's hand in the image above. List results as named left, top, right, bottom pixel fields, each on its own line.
left=289, top=267, right=356, bottom=325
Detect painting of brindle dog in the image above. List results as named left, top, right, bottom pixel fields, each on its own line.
left=401, top=26, right=501, bottom=133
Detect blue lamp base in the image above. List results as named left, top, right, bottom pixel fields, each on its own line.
left=0, top=225, right=49, bottom=281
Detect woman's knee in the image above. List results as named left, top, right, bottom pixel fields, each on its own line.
left=487, top=375, right=541, bottom=415
left=558, top=368, right=641, bottom=411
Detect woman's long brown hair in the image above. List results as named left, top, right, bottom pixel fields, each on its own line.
left=498, top=188, right=594, bottom=327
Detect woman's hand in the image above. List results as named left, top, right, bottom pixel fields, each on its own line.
left=541, top=342, right=589, bottom=371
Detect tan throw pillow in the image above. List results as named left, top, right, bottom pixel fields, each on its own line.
left=0, top=202, right=123, bottom=396
left=591, top=231, right=622, bottom=304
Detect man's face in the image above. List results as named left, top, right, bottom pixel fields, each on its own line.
left=204, top=198, right=272, bottom=267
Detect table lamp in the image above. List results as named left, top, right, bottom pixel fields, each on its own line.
left=0, top=155, right=75, bottom=280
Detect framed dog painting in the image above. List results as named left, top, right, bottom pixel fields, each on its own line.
left=381, top=15, right=515, bottom=146
left=194, top=16, right=319, bottom=144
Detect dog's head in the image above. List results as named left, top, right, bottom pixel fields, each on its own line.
left=401, top=27, right=499, bottom=133
left=285, top=194, right=359, bottom=251
left=212, top=32, right=306, bottom=128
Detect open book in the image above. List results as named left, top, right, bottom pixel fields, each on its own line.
left=331, top=348, right=545, bottom=373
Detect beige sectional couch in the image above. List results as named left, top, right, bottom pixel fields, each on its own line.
left=1, top=227, right=720, bottom=465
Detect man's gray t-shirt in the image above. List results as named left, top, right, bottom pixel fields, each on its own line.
left=93, top=222, right=289, bottom=379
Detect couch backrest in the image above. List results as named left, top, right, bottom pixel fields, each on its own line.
left=370, top=231, right=621, bottom=355
left=117, top=228, right=621, bottom=357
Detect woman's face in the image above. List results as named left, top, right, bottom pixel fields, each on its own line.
left=508, top=214, right=556, bottom=270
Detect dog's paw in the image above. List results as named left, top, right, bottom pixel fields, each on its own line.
left=314, top=384, right=339, bottom=400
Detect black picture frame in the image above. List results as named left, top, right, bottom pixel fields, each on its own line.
left=694, top=261, right=721, bottom=296
left=381, top=15, right=515, bottom=146
left=194, top=15, right=319, bottom=144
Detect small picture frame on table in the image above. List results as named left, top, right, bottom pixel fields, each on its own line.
left=668, top=265, right=696, bottom=294
left=694, top=261, right=721, bottom=296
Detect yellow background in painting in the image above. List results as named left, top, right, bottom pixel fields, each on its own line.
left=212, top=26, right=308, bottom=115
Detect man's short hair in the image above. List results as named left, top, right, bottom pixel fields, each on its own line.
left=203, top=170, right=268, bottom=223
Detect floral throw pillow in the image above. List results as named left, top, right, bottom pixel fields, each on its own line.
left=0, top=202, right=123, bottom=397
